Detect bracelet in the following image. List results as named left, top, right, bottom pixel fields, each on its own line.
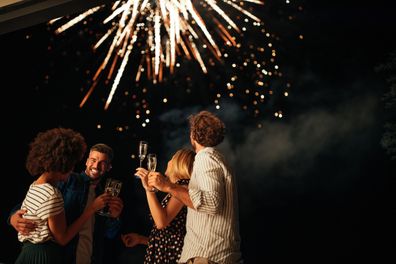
left=147, top=187, right=157, bottom=193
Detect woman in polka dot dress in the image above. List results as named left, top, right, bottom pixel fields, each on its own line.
left=133, top=148, right=195, bottom=264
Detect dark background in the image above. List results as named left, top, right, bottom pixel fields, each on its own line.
left=1, top=1, right=395, bottom=262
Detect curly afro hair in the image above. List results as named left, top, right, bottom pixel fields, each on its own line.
left=26, top=127, right=87, bottom=176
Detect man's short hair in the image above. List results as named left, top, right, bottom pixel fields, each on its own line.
left=90, top=143, right=114, bottom=162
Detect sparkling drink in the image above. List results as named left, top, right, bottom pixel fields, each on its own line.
left=97, top=178, right=122, bottom=217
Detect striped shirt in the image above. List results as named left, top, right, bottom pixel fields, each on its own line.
left=179, top=147, right=242, bottom=264
left=18, top=183, right=64, bottom=244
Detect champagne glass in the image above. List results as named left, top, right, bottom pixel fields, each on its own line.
left=147, top=153, right=158, bottom=192
left=139, top=141, right=148, bottom=167
left=97, top=178, right=123, bottom=217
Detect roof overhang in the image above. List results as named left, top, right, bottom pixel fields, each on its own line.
left=0, top=0, right=113, bottom=35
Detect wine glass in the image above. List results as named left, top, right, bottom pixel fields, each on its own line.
left=147, top=153, right=158, bottom=192
left=97, top=178, right=123, bottom=217
left=138, top=141, right=148, bottom=167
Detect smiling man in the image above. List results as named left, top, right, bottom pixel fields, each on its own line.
left=10, top=143, right=124, bottom=264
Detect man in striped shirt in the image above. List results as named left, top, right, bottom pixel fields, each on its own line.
left=148, top=111, right=243, bottom=264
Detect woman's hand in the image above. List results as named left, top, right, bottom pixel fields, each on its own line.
left=135, top=167, right=151, bottom=191
left=89, top=193, right=110, bottom=213
left=148, top=172, right=171, bottom=192
left=121, top=232, right=148, bottom=247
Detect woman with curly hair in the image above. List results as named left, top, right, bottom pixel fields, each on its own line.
left=15, top=128, right=110, bottom=264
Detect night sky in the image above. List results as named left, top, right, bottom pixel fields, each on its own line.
left=1, top=1, right=395, bottom=263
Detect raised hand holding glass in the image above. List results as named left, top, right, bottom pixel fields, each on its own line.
left=147, top=153, right=158, bottom=192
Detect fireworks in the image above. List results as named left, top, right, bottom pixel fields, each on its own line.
left=48, top=0, right=303, bottom=127
left=49, top=0, right=264, bottom=108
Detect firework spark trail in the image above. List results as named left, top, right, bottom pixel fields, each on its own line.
left=52, top=6, right=102, bottom=34
left=51, top=0, right=264, bottom=109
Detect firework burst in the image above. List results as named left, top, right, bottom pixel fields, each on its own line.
left=49, top=0, right=264, bottom=110
left=47, top=0, right=303, bottom=131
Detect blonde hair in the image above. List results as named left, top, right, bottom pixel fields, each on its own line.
left=167, top=148, right=195, bottom=182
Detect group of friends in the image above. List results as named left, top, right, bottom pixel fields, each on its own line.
left=8, top=110, right=242, bottom=264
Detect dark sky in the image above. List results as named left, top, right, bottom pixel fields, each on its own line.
left=1, top=1, right=395, bottom=263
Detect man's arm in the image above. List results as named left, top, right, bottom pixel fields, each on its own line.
left=148, top=172, right=194, bottom=208
left=175, top=153, right=225, bottom=215
left=9, top=208, right=37, bottom=235
left=166, top=184, right=194, bottom=209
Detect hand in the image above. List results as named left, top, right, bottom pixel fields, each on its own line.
left=148, top=172, right=171, bottom=192
left=121, top=233, right=148, bottom=247
left=134, top=167, right=151, bottom=191
left=90, top=193, right=110, bottom=212
left=10, top=209, right=37, bottom=235
left=107, top=196, right=124, bottom=218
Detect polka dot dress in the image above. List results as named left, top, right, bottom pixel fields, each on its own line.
left=144, top=179, right=189, bottom=264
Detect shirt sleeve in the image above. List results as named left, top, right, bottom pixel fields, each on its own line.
left=189, top=152, right=225, bottom=214
left=36, top=189, right=64, bottom=220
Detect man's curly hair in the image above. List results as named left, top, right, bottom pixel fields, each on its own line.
left=26, top=127, right=87, bottom=176
left=189, top=111, right=226, bottom=147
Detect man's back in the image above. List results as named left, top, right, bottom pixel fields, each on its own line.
left=180, top=147, right=242, bottom=263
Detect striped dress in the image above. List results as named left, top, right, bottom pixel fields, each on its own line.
left=15, top=182, right=65, bottom=264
